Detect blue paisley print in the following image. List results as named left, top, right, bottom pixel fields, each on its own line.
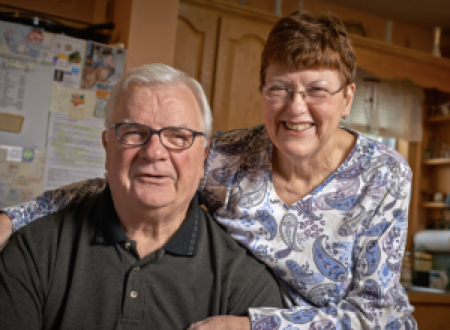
left=253, top=315, right=282, bottom=330
left=281, top=308, right=318, bottom=324
left=4, top=125, right=416, bottom=329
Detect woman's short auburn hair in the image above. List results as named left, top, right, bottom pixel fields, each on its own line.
left=260, top=11, right=357, bottom=90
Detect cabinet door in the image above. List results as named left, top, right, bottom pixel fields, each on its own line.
left=213, top=17, right=272, bottom=132
left=174, top=3, right=218, bottom=102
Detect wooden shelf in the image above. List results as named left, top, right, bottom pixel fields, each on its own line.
left=421, top=202, right=449, bottom=208
left=425, top=115, right=450, bottom=124
left=350, top=33, right=450, bottom=94
left=423, top=158, right=450, bottom=165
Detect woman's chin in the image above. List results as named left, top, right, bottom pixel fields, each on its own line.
left=274, top=142, right=317, bottom=162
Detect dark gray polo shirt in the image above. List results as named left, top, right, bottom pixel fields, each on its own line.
left=0, top=186, right=284, bottom=330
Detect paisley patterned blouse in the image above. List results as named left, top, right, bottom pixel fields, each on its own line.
left=5, top=124, right=416, bottom=330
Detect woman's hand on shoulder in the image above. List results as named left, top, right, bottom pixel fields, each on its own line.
left=188, top=316, right=251, bottom=330
left=0, top=213, right=13, bottom=250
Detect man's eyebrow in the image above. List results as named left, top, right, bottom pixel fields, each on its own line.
left=123, top=119, right=137, bottom=124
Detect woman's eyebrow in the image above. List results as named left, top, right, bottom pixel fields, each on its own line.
left=306, top=79, right=331, bottom=85
left=267, top=77, right=289, bottom=84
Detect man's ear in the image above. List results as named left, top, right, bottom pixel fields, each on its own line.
left=204, top=140, right=211, bottom=160
left=102, top=131, right=109, bottom=171
left=102, top=130, right=108, bottom=149
left=200, top=140, right=211, bottom=178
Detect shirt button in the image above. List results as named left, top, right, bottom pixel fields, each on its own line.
left=130, top=291, right=138, bottom=298
left=124, top=242, right=131, bottom=249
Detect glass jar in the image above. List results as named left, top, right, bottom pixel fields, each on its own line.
left=400, top=251, right=412, bottom=286
left=413, top=251, right=433, bottom=287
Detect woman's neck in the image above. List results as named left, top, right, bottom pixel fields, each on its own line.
left=271, top=128, right=356, bottom=205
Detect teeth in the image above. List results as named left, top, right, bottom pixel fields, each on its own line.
left=285, top=122, right=312, bottom=131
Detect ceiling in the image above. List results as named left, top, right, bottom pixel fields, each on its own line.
left=321, top=0, right=450, bottom=36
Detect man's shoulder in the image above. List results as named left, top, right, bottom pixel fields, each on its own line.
left=197, top=208, right=282, bottom=306
left=199, top=208, right=269, bottom=271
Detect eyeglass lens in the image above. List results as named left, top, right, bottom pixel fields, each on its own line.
left=263, top=85, right=342, bottom=104
left=116, top=124, right=195, bottom=149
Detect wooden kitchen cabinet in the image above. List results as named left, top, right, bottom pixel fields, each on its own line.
left=175, top=1, right=273, bottom=133
left=211, top=16, right=271, bottom=132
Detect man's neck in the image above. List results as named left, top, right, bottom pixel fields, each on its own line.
left=117, top=206, right=190, bottom=258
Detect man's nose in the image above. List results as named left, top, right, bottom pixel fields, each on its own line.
left=139, top=133, right=169, bottom=160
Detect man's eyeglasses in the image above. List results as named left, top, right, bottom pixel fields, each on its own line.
left=109, top=123, right=205, bottom=150
left=262, top=84, right=344, bottom=104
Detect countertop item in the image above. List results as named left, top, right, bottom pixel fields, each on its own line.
left=414, top=230, right=450, bottom=252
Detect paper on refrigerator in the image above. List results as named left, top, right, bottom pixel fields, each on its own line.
left=0, top=145, right=45, bottom=209
left=50, top=82, right=97, bottom=118
left=0, top=57, right=53, bottom=149
left=81, top=41, right=126, bottom=90
left=51, top=35, right=86, bottom=88
left=0, top=21, right=44, bottom=60
left=43, top=112, right=105, bottom=191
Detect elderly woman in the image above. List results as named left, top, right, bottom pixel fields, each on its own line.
left=0, top=11, right=415, bottom=330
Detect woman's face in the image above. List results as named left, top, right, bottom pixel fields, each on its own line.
left=262, top=65, right=355, bottom=162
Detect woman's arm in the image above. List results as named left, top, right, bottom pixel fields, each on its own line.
left=0, top=212, right=13, bottom=250
left=2, top=178, right=106, bottom=232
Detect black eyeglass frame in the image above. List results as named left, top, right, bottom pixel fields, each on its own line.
left=109, top=123, right=205, bottom=150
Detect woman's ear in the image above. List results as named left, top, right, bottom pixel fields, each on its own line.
left=342, top=83, right=356, bottom=118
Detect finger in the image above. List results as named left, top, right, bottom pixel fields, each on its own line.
left=188, top=319, right=208, bottom=330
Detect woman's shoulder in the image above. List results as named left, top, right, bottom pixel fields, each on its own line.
left=335, top=128, right=412, bottom=190
left=201, top=124, right=271, bottom=197
left=343, top=128, right=411, bottom=171
left=362, top=134, right=409, bottom=168
left=210, top=124, right=271, bottom=154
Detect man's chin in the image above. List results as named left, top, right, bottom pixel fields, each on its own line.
left=131, top=188, right=176, bottom=210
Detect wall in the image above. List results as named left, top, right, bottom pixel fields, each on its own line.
left=126, top=0, right=179, bottom=69
left=111, top=0, right=180, bottom=70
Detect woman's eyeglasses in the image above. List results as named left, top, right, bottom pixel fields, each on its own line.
left=262, top=84, right=344, bottom=104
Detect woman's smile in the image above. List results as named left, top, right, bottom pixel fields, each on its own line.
left=284, top=122, right=313, bottom=132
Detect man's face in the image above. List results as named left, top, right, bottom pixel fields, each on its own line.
left=103, top=83, right=209, bottom=219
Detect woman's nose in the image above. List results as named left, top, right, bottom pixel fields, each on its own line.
left=287, top=91, right=307, bottom=112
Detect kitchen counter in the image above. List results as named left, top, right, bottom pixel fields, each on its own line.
left=406, top=287, right=450, bottom=330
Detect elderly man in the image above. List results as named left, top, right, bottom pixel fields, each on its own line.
left=0, top=64, right=284, bottom=329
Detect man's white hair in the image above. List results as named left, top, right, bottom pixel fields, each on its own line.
left=104, top=63, right=213, bottom=141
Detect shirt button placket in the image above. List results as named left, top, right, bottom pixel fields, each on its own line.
left=123, top=266, right=143, bottom=319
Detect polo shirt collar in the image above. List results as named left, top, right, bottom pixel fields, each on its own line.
left=95, top=185, right=201, bottom=256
